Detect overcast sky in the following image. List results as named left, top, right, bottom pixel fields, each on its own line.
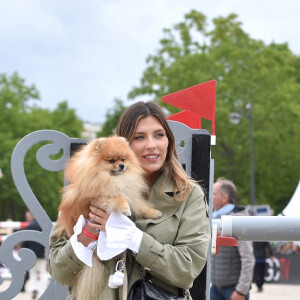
left=1, top=0, right=300, bottom=123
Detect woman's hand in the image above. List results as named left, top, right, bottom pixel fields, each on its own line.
left=88, top=200, right=110, bottom=232
left=77, top=201, right=109, bottom=246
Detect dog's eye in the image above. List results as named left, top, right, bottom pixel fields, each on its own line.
left=121, top=158, right=125, bottom=162
left=108, top=159, right=115, bottom=163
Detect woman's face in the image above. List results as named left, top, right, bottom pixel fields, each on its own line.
left=130, top=115, right=169, bottom=180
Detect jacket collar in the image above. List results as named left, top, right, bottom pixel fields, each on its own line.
left=136, top=174, right=184, bottom=226
left=152, top=172, right=180, bottom=197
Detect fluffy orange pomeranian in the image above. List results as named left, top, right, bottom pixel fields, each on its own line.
left=56, top=136, right=162, bottom=299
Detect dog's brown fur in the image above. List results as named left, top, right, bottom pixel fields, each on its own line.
left=56, top=136, right=162, bottom=299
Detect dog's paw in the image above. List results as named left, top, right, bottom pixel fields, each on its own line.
left=152, top=210, right=163, bottom=219
left=123, top=209, right=132, bottom=217
left=143, top=209, right=163, bottom=219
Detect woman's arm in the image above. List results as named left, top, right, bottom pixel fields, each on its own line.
left=48, top=224, right=85, bottom=285
left=135, top=185, right=210, bottom=289
left=48, top=203, right=109, bottom=285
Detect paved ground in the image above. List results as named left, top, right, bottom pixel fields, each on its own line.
left=1, top=280, right=300, bottom=299
left=249, top=283, right=300, bottom=300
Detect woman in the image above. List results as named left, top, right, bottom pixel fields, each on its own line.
left=48, top=101, right=210, bottom=299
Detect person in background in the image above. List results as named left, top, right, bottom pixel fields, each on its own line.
left=210, top=178, right=255, bottom=300
left=280, top=241, right=299, bottom=254
left=20, top=210, right=32, bottom=292
left=21, top=211, right=48, bottom=299
left=252, top=241, right=275, bottom=292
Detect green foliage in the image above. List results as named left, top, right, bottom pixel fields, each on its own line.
left=0, top=73, right=83, bottom=221
left=128, top=11, right=300, bottom=214
left=97, top=99, right=127, bottom=137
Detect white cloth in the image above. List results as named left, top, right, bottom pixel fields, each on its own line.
left=70, top=215, right=97, bottom=267
left=97, top=211, right=143, bottom=260
left=70, top=212, right=143, bottom=266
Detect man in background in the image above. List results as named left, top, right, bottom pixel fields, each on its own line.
left=210, top=178, right=255, bottom=300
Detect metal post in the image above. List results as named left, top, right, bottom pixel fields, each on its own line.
left=189, top=132, right=211, bottom=300
left=230, top=102, right=256, bottom=206
left=248, top=102, right=256, bottom=206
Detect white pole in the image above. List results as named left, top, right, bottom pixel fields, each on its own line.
left=213, top=216, right=300, bottom=241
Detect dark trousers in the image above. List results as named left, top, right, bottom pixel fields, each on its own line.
left=253, top=262, right=266, bottom=289
left=21, top=271, right=29, bottom=292
left=210, top=285, right=249, bottom=300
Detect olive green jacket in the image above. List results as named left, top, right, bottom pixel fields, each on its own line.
left=48, top=175, right=211, bottom=299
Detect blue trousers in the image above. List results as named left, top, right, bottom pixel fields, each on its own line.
left=210, top=285, right=249, bottom=300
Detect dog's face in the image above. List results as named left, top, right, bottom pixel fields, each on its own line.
left=65, top=136, right=142, bottom=184
left=102, top=153, right=127, bottom=175
left=91, top=137, right=134, bottom=176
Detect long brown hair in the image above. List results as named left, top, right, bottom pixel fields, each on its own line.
left=116, top=101, right=194, bottom=201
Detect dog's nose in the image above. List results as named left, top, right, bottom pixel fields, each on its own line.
left=119, top=164, right=125, bottom=170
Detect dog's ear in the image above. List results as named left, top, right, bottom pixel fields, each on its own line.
left=95, top=138, right=106, bottom=150
left=112, top=136, right=127, bottom=143
left=119, top=136, right=129, bottom=146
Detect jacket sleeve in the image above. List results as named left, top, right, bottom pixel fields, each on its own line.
left=48, top=224, right=85, bottom=285
left=135, top=185, right=211, bottom=289
left=236, top=240, right=255, bottom=295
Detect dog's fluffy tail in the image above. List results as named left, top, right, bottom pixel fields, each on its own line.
left=71, top=254, right=107, bottom=300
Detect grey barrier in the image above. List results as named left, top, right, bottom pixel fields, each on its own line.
left=0, top=122, right=212, bottom=300
left=212, top=216, right=300, bottom=241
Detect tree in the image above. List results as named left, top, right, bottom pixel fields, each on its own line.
left=97, top=99, right=127, bottom=137
left=0, top=73, right=83, bottom=220
left=128, top=11, right=300, bottom=213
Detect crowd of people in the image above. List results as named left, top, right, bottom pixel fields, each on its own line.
left=279, top=241, right=300, bottom=254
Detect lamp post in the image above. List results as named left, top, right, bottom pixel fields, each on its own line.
left=230, top=102, right=256, bottom=206
left=247, top=103, right=256, bottom=206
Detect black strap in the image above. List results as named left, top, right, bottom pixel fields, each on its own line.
left=178, top=288, right=186, bottom=297
left=138, top=264, right=186, bottom=297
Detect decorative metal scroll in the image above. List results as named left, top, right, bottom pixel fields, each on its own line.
left=0, top=124, right=207, bottom=299
left=0, top=130, right=85, bottom=300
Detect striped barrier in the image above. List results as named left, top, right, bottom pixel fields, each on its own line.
left=0, top=220, right=55, bottom=242
left=0, top=222, right=29, bottom=229
left=0, top=221, right=56, bottom=229
left=0, top=235, right=8, bottom=242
